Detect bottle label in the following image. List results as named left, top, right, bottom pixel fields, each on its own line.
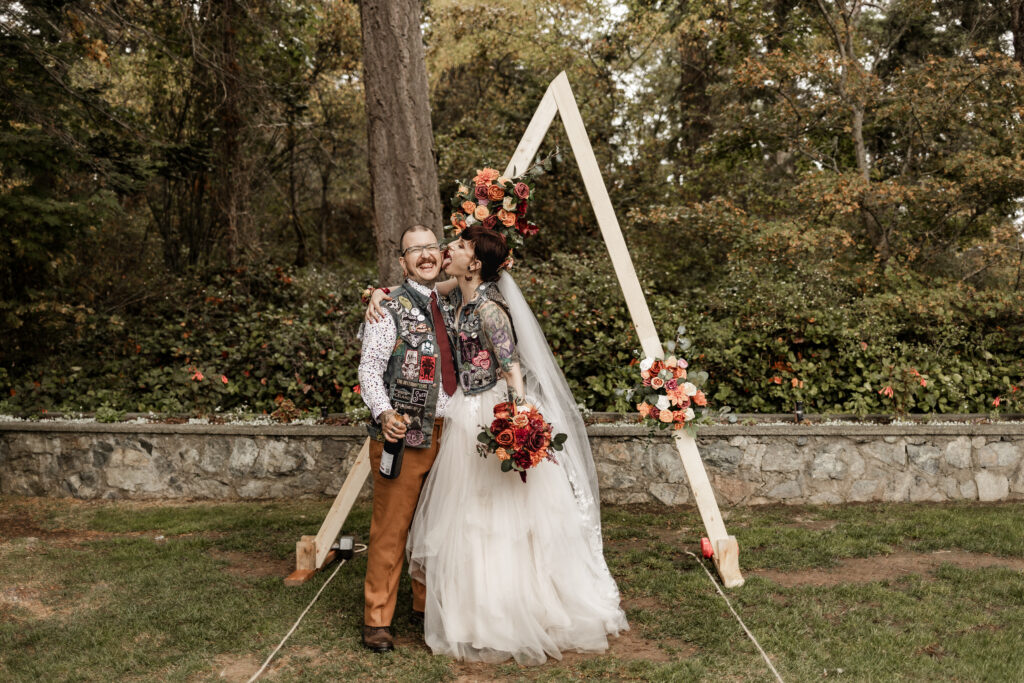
left=380, top=450, right=394, bottom=476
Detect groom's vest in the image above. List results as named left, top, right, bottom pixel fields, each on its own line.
left=452, top=281, right=516, bottom=396
left=367, top=283, right=456, bottom=449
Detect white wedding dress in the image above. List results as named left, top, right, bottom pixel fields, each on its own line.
left=406, top=274, right=628, bottom=666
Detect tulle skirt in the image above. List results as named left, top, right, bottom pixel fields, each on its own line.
left=407, top=383, right=628, bottom=666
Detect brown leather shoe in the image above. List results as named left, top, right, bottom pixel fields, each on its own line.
left=361, top=625, right=394, bottom=653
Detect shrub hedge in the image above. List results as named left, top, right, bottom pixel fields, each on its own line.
left=2, top=253, right=1022, bottom=417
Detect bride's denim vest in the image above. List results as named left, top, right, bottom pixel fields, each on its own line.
left=452, top=281, right=515, bottom=395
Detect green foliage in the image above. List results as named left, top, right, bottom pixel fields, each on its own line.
left=516, top=248, right=1024, bottom=415
left=1, top=262, right=372, bottom=416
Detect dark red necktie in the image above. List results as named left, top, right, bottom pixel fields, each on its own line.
left=430, top=291, right=457, bottom=395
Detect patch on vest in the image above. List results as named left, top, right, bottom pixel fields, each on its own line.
left=401, top=349, right=420, bottom=381
left=392, top=379, right=429, bottom=408
left=398, top=295, right=413, bottom=310
left=405, top=429, right=425, bottom=447
left=418, top=355, right=436, bottom=383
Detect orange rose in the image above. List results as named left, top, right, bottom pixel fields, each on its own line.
left=473, top=205, right=490, bottom=221
left=498, top=209, right=517, bottom=227
left=487, top=184, right=505, bottom=201
left=495, top=447, right=510, bottom=461
left=659, top=409, right=674, bottom=423
left=650, top=361, right=664, bottom=374
left=651, top=377, right=665, bottom=390
left=495, top=429, right=515, bottom=446
left=637, top=402, right=651, bottom=418
left=664, top=356, right=678, bottom=368
left=461, top=200, right=476, bottom=215
left=473, top=168, right=500, bottom=184
left=693, top=390, right=707, bottom=406
left=450, top=212, right=464, bottom=226
left=676, top=368, right=687, bottom=380
left=512, top=413, right=529, bottom=427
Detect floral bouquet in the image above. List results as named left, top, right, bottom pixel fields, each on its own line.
left=447, top=166, right=540, bottom=257
left=634, top=354, right=709, bottom=433
left=477, top=401, right=567, bottom=482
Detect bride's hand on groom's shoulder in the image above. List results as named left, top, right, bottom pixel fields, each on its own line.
left=365, top=288, right=393, bottom=323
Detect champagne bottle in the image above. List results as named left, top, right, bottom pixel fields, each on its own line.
left=379, top=434, right=405, bottom=479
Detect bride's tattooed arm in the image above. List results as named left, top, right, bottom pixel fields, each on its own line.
left=479, top=301, right=524, bottom=400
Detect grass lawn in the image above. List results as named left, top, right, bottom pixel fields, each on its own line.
left=1, top=496, right=1023, bottom=682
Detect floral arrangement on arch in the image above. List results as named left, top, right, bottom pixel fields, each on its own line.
left=634, top=352, right=709, bottom=434
left=477, top=400, right=567, bottom=482
left=447, top=167, right=539, bottom=258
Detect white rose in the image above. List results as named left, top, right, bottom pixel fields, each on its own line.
left=684, top=407, right=695, bottom=421
left=639, top=357, right=654, bottom=372
left=682, top=382, right=697, bottom=397
left=655, top=395, right=671, bottom=411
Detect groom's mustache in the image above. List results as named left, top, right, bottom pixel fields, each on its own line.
left=416, top=256, right=438, bottom=268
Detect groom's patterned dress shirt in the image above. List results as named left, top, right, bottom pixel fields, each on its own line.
left=357, top=279, right=451, bottom=422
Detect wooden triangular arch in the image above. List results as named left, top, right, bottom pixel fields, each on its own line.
left=286, top=72, right=744, bottom=589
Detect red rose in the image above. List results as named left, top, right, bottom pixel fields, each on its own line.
left=474, top=184, right=489, bottom=201
left=495, top=429, right=515, bottom=446
left=514, top=427, right=530, bottom=445
left=527, top=430, right=548, bottom=452
left=483, top=215, right=498, bottom=230
left=494, top=401, right=513, bottom=416
left=491, top=417, right=511, bottom=432
left=516, top=200, right=528, bottom=216
left=514, top=182, right=530, bottom=199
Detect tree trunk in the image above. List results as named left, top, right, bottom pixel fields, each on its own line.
left=359, top=0, right=442, bottom=284
left=1012, top=0, right=1024, bottom=66
left=218, top=0, right=244, bottom=266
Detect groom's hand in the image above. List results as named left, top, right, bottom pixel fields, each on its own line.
left=380, top=410, right=411, bottom=442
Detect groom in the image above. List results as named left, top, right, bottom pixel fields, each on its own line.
left=356, top=224, right=457, bottom=653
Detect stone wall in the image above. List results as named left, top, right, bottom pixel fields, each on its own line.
left=1, top=420, right=1022, bottom=505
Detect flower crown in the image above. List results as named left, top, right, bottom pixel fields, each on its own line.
left=447, top=167, right=539, bottom=270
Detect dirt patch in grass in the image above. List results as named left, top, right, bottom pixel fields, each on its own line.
left=208, top=646, right=328, bottom=683
left=447, top=626, right=693, bottom=680
left=0, top=584, right=56, bottom=619
left=207, top=549, right=294, bottom=579
left=751, top=550, right=1024, bottom=587
left=784, top=516, right=839, bottom=531
left=209, top=652, right=262, bottom=682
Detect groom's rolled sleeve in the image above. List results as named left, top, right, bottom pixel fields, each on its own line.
left=358, top=315, right=397, bottom=422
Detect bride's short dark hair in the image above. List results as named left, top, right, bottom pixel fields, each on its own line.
left=462, top=226, right=509, bottom=282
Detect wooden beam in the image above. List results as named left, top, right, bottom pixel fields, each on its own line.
left=314, top=438, right=372, bottom=568
left=548, top=72, right=662, bottom=358
left=503, top=80, right=558, bottom=179
left=549, top=72, right=744, bottom=587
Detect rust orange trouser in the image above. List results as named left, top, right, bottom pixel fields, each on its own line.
left=363, top=418, right=442, bottom=627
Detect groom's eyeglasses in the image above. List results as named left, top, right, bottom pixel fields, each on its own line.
left=401, top=243, right=441, bottom=258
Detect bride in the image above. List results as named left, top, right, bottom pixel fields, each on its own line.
left=371, top=224, right=627, bottom=665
